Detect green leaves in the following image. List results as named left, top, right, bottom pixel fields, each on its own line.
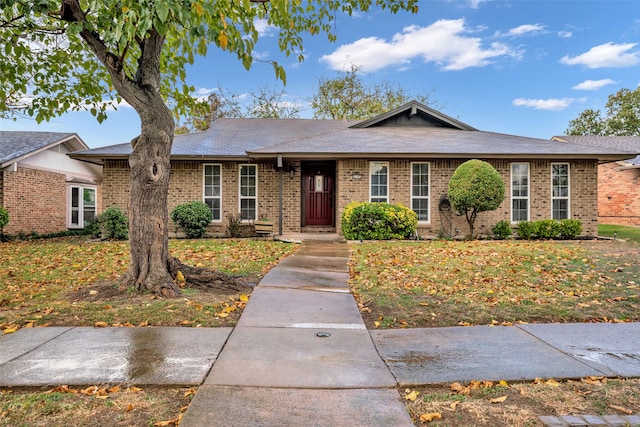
left=448, top=160, right=505, bottom=237
left=1, top=0, right=418, bottom=124
left=567, top=87, right=640, bottom=136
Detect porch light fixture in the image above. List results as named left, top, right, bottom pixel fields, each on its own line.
left=352, top=172, right=362, bottom=180
left=285, top=165, right=296, bottom=179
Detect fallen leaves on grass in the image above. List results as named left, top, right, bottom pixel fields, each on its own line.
left=351, top=240, right=640, bottom=328
left=0, top=238, right=292, bottom=330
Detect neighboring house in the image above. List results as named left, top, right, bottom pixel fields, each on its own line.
left=553, top=135, right=640, bottom=227
left=0, top=132, right=102, bottom=235
left=70, top=102, right=634, bottom=238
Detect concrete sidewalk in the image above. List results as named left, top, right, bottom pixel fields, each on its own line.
left=1, top=239, right=640, bottom=426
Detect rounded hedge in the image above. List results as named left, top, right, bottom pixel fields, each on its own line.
left=171, top=201, right=213, bottom=239
left=448, top=159, right=505, bottom=216
left=87, top=206, right=129, bottom=240
left=341, top=202, right=417, bottom=240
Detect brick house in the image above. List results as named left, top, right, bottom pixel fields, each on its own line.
left=0, top=132, right=102, bottom=235
left=553, top=135, right=640, bottom=227
left=70, top=102, right=634, bottom=238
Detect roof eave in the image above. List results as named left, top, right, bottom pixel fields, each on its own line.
left=248, top=152, right=630, bottom=161
left=4, top=133, right=88, bottom=168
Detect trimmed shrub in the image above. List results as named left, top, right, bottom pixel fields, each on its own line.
left=341, top=202, right=417, bottom=240
left=534, top=219, right=561, bottom=239
left=516, top=220, right=535, bottom=240
left=516, top=219, right=582, bottom=240
left=559, top=219, right=583, bottom=239
left=491, top=220, right=512, bottom=240
left=448, top=159, right=505, bottom=238
left=171, top=201, right=212, bottom=239
left=89, top=207, right=129, bottom=240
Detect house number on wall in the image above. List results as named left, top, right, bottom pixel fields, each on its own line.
left=315, top=175, right=324, bottom=191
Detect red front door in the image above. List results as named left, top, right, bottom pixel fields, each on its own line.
left=303, top=166, right=334, bottom=226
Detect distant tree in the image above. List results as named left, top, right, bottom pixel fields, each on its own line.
left=448, top=160, right=505, bottom=238
left=567, top=87, right=640, bottom=136
left=175, top=93, right=224, bottom=134
left=309, top=65, right=437, bottom=120
left=175, top=86, right=301, bottom=134
left=246, top=86, right=302, bottom=119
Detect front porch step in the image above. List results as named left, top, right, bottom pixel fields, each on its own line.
left=300, top=227, right=336, bottom=233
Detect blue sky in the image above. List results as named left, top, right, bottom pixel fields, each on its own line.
left=2, top=0, right=640, bottom=148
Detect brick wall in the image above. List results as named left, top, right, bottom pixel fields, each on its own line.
left=1, top=167, right=67, bottom=235
left=335, top=158, right=598, bottom=237
left=102, top=158, right=599, bottom=238
left=598, top=163, right=640, bottom=226
left=103, top=160, right=304, bottom=236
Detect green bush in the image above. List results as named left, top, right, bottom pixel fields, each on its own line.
left=171, top=201, right=213, bottom=238
left=516, top=220, right=536, bottom=240
left=559, top=219, right=583, bottom=239
left=534, top=219, right=561, bottom=239
left=491, top=220, right=512, bottom=240
left=341, top=202, right=417, bottom=240
left=448, top=159, right=505, bottom=238
left=0, top=206, right=9, bottom=231
left=516, top=219, right=582, bottom=240
left=89, top=207, right=129, bottom=240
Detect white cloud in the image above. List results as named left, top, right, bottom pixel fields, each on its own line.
left=254, top=18, right=276, bottom=37
left=512, top=97, right=580, bottom=111
left=505, top=24, right=545, bottom=37
left=467, top=0, right=489, bottom=9
left=572, top=79, right=617, bottom=91
left=320, top=19, right=517, bottom=72
left=557, top=30, right=572, bottom=38
left=560, top=42, right=640, bottom=68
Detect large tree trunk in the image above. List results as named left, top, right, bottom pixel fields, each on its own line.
left=119, top=98, right=181, bottom=297
left=61, top=1, right=249, bottom=297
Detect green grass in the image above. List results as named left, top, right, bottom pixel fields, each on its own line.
left=599, top=224, right=640, bottom=243
left=351, top=239, right=640, bottom=328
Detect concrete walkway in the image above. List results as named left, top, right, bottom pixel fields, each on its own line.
left=1, top=239, right=640, bottom=426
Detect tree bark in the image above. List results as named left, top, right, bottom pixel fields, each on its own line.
left=119, top=98, right=181, bottom=297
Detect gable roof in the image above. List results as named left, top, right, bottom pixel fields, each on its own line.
left=69, top=104, right=638, bottom=164
left=0, top=131, right=89, bottom=169
left=552, top=135, right=640, bottom=167
left=350, top=100, right=477, bottom=130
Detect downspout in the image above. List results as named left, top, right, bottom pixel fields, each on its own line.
left=277, top=154, right=283, bottom=235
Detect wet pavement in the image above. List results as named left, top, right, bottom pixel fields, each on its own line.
left=1, top=238, right=640, bottom=426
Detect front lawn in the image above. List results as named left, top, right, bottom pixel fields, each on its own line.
left=0, top=237, right=298, bottom=333
left=599, top=223, right=640, bottom=243
left=350, top=239, right=640, bottom=328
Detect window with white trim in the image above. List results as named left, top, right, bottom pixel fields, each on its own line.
left=370, top=162, right=389, bottom=203
left=68, top=185, right=96, bottom=228
left=552, top=163, right=570, bottom=220
left=511, top=163, right=529, bottom=222
left=203, top=164, right=222, bottom=221
left=411, top=162, right=430, bottom=222
left=239, top=164, right=257, bottom=220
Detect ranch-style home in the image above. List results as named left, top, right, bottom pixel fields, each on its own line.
left=70, top=102, right=636, bottom=238
left=0, top=131, right=102, bottom=235
left=553, top=135, right=640, bottom=227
